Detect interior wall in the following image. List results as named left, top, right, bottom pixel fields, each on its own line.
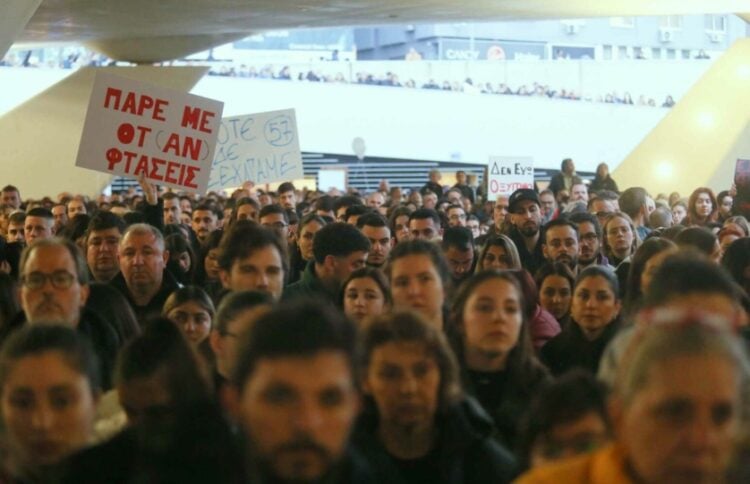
left=0, top=66, right=208, bottom=199
left=613, top=38, right=750, bottom=195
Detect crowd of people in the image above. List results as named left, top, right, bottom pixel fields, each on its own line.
left=0, top=159, right=748, bottom=482
left=205, top=64, right=677, bottom=108
left=0, top=50, right=678, bottom=109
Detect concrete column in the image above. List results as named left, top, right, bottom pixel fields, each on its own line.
left=613, top=39, right=750, bottom=195
left=0, top=0, right=42, bottom=60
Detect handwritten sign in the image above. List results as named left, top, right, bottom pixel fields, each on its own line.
left=488, top=156, right=534, bottom=197
left=76, top=72, right=223, bottom=193
left=208, top=109, right=303, bottom=190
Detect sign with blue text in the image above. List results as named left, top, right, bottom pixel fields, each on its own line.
left=208, top=109, right=303, bottom=190
left=488, top=156, right=534, bottom=198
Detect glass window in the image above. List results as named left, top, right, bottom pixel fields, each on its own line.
left=705, top=15, right=727, bottom=32
left=659, top=16, right=683, bottom=29
left=651, top=47, right=662, bottom=59
left=610, top=17, right=635, bottom=28
left=603, top=45, right=613, bottom=60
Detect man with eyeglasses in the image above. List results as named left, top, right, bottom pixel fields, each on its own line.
left=588, top=196, right=618, bottom=229
left=542, top=218, right=580, bottom=272
left=15, top=237, right=119, bottom=389
left=446, top=204, right=467, bottom=228
left=569, top=212, right=612, bottom=269
left=258, top=204, right=289, bottom=246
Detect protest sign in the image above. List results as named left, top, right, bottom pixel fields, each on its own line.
left=487, top=156, right=534, bottom=197
left=76, top=72, right=223, bottom=193
left=208, top=109, right=303, bottom=190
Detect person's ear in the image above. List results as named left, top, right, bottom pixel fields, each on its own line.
left=222, top=384, right=242, bottom=423
left=323, top=254, right=337, bottom=275
left=209, top=329, right=222, bottom=357
left=79, top=284, right=90, bottom=307
left=162, top=249, right=170, bottom=265
left=219, top=269, right=230, bottom=289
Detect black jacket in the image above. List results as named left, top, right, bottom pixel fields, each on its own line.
left=547, top=172, right=569, bottom=196
left=56, top=402, right=245, bottom=484
left=507, top=227, right=545, bottom=276
left=540, top=319, right=622, bottom=377
left=351, top=397, right=517, bottom=484
left=459, top=361, right=550, bottom=452
left=421, top=181, right=444, bottom=197
left=589, top=176, right=619, bottom=194
left=109, top=269, right=181, bottom=326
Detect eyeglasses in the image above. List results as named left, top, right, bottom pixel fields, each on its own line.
left=21, top=271, right=76, bottom=289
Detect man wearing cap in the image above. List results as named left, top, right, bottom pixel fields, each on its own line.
left=508, top=188, right=546, bottom=275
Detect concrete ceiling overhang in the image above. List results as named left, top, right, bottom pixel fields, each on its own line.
left=15, top=0, right=750, bottom=63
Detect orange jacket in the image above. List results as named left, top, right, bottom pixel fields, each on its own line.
left=514, top=444, right=634, bottom=484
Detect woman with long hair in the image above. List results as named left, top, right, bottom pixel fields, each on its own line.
left=163, top=286, right=216, bottom=364
left=449, top=270, right=550, bottom=450
left=621, top=237, right=677, bottom=318
left=686, top=187, right=718, bottom=226
left=589, top=162, right=619, bottom=194
left=192, top=230, right=224, bottom=304
left=341, top=267, right=391, bottom=326
left=0, top=326, right=100, bottom=482
left=535, top=263, right=576, bottom=329
left=475, top=235, right=521, bottom=272
left=540, top=266, right=622, bottom=376
left=353, top=311, right=517, bottom=482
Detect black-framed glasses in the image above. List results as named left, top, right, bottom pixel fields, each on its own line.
left=21, top=271, right=76, bottom=289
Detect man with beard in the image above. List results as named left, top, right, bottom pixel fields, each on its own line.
left=542, top=218, right=579, bottom=273
left=507, top=189, right=546, bottom=275
left=231, top=300, right=376, bottom=483
left=191, top=203, right=219, bottom=244
left=569, top=212, right=611, bottom=269
left=13, top=237, right=119, bottom=389
left=442, top=226, right=475, bottom=288
left=357, top=213, right=393, bottom=269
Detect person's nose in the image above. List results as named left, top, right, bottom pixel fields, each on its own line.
left=683, top=413, right=720, bottom=450
left=399, top=373, right=418, bottom=395
left=30, top=402, right=54, bottom=432
left=407, top=279, right=421, bottom=296
left=292, top=398, right=323, bottom=433
left=255, top=271, right=269, bottom=289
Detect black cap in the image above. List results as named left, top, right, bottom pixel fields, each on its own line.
left=508, top=188, right=540, bottom=212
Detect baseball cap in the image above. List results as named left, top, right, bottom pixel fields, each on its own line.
left=508, top=189, right=540, bottom=213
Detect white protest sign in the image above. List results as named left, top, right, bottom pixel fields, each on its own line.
left=76, top=72, right=223, bottom=193
left=487, top=156, right=534, bottom=197
left=208, top=109, right=303, bottom=191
